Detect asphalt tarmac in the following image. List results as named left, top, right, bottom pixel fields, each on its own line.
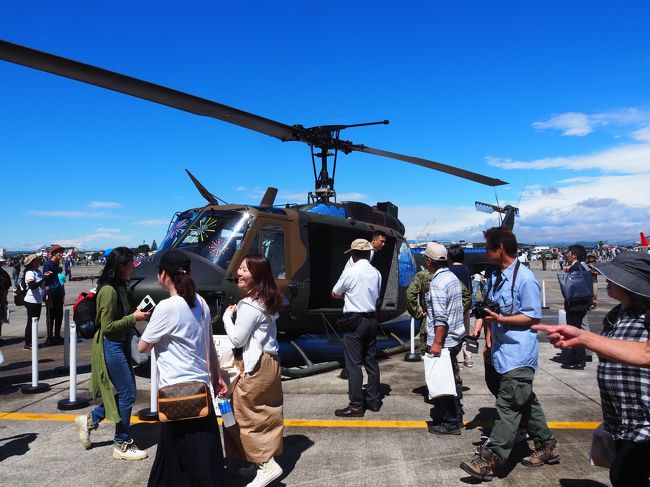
left=0, top=262, right=614, bottom=486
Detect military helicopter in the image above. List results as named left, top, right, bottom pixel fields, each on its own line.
left=1, top=40, right=508, bottom=375
left=412, top=200, right=520, bottom=273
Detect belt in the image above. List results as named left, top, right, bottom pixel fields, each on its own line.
left=353, top=312, right=376, bottom=318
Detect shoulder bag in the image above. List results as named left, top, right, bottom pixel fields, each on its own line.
left=127, top=326, right=149, bottom=366
left=157, top=299, right=213, bottom=422
left=557, top=269, right=593, bottom=302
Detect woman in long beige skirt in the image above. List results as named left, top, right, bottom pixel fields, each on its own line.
left=223, top=253, right=284, bottom=487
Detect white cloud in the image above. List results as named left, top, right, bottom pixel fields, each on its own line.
left=52, top=229, right=132, bottom=250
left=487, top=127, right=650, bottom=174
left=134, top=219, right=168, bottom=226
left=533, top=112, right=593, bottom=136
left=29, top=210, right=112, bottom=218
left=532, top=108, right=650, bottom=137
left=337, top=192, right=368, bottom=201
left=89, top=201, right=122, bottom=209
left=402, top=112, right=650, bottom=244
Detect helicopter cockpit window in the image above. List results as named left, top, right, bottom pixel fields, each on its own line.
left=260, top=224, right=286, bottom=279
left=158, top=211, right=197, bottom=252
left=171, top=211, right=251, bottom=271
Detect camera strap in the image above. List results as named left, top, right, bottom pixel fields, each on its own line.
left=490, top=259, right=520, bottom=303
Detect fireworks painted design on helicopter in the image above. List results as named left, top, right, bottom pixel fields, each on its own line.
left=208, top=237, right=228, bottom=258
left=193, top=216, right=219, bottom=242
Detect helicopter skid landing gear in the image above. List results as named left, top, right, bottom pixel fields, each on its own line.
left=281, top=340, right=341, bottom=378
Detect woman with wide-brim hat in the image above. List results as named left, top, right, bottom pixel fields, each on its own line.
left=22, top=254, right=46, bottom=349
left=535, top=251, right=650, bottom=486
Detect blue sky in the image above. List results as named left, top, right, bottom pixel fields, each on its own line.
left=2, top=1, right=649, bottom=250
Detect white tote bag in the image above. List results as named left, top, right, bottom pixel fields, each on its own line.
left=424, top=348, right=457, bottom=399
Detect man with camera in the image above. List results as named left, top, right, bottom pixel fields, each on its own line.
left=423, top=242, right=466, bottom=435
left=460, top=227, right=559, bottom=482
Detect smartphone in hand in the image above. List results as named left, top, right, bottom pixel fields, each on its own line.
left=137, top=295, right=156, bottom=313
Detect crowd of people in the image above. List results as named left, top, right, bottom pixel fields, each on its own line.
left=1, top=230, right=649, bottom=486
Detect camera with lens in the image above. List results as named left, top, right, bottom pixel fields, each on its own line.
left=472, top=299, right=501, bottom=319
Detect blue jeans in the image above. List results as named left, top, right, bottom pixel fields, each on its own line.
left=91, top=338, right=136, bottom=443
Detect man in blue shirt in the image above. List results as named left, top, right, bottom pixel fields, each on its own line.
left=43, top=244, right=65, bottom=345
left=461, top=227, right=559, bottom=482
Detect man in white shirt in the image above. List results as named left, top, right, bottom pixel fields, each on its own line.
left=332, top=238, right=382, bottom=417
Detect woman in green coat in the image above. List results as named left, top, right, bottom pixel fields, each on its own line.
left=74, top=247, right=151, bottom=460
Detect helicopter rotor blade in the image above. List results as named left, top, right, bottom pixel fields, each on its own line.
left=352, top=146, right=508, bottom=187
left=185, top=169, right=226, bottom=205
left=0, top=40, right=301, bottom=142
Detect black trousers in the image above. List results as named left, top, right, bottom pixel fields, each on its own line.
left=566, top=310, right=587, bottom=364
left=610, top=440, right=650, bottom=487
left=437, top=342, right=464, bottom=428
left=24, top=302, right=43, bottom=346
left=47, top=294, right=64, bottom=339
left=343, top=316, right=380, bottom=409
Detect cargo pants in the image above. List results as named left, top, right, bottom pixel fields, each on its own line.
left=489, top=366, right=555, bottom=461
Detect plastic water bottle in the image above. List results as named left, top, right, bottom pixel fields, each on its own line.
left=218, top=397, right=236, bottom=428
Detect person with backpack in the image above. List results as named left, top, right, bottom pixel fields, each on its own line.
left=22, top=254, right=46, bottom=350
left=74, top=247, right=151, bottom=460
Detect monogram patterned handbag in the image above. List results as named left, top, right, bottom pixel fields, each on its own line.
left=157, top=300, right=213, bottom=422
left=158, top=381, right=210, bottom=422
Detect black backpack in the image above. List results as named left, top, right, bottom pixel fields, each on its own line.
left=73, top=286, right=103, bottom=339
left=13, top=277, right=28, bottom=306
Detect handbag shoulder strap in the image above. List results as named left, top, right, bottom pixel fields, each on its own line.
left=198, top=296, right=212, bottom=382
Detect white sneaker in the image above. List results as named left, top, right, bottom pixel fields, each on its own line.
left=112, top=439, right=148, bottom=460
left=246, top=458, right=283, bottom=487
left=75, top=414, right=95, bottom=449
left=238, top=463, right=257, bottom=478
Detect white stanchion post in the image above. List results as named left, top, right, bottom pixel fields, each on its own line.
left=63, top=309, right=70, bottom=369
left=21, top=317, right=50, bottom=394
left=31, top=318, right=38, bottom=386
left=150, top=351, right=158, bottom=413
left=542, top=280, right=549, bottom=309
left=57, top=315, right=90, bottom=409
left=403, top=317, right=421, bottom=362
left=138, top=350, right=159, bottom=421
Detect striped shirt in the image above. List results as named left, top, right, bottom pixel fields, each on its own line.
left=597, top=307, right=650, bottom=443
left=425, top=267, right=465, bottom=348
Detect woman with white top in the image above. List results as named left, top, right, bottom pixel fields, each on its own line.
left=139, top=250, right=228, bottom=486
left=23, top=254, right=47, bottom=350
left=223, top=253, right=284, bottom=487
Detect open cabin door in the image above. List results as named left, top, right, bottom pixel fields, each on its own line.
left=240, top=217, right=308, bottom=318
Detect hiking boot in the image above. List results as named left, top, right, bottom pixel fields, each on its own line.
left=112, top=439, right=148, bottom=460
left=460, top=446, right=502, bottom=482
left=246, top=458, right=283, bottom=487
left=75, top=413, right=97, bottom=449
left=521, top=439, right=560, bottom=467
left=428, top=423, right=461, bottom=435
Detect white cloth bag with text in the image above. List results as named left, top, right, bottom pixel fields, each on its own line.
left=424, top=348, right=457, bottom=399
